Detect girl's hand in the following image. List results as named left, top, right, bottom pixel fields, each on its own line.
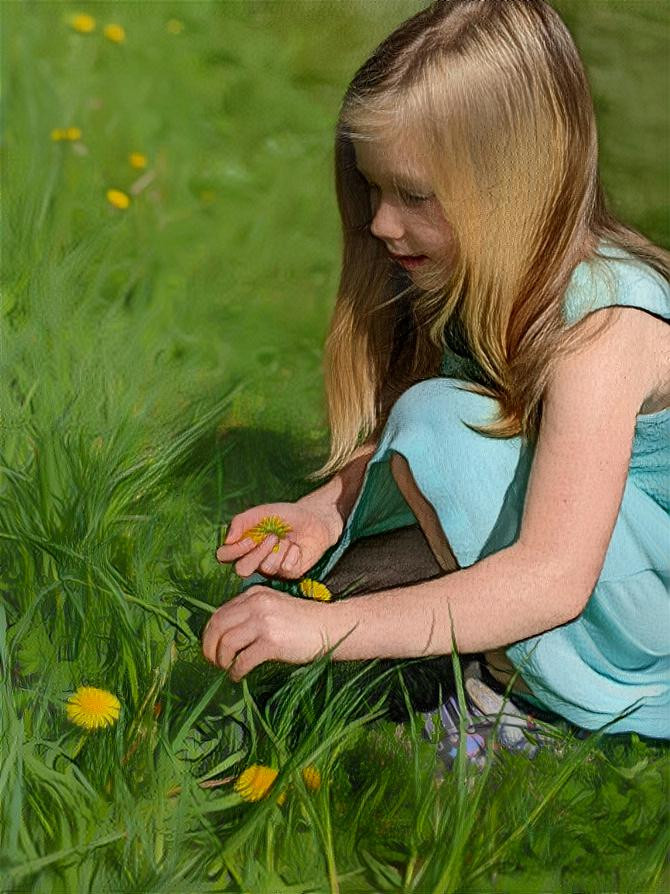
left=216, top=501, right=339, bottom=580
left=202, top=585, right=330, bottom=681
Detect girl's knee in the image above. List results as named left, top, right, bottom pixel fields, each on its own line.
left=388, top=377, right=498, bottom=435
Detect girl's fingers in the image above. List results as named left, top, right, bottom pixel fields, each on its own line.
left=214, top=623, right=254, bottom=672
left=216, top=538, right=256, bottom=563
left=234, top=534, right=279, bottom=578
left=259, top=538, right=289, bottom=575
left=282, top=543, right=300, bottom=574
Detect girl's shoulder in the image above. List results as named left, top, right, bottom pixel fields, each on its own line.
left=562, top=241, right=670, bottom=328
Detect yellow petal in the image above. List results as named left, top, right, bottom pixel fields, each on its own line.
left=71, top=13, right=96, bottom=33
left=106, top=188, right=131, bottom=210
left=166, top=19, right=184, bottom=34
left=50, top=128, right=66, bottom=141
left=65, top=127, right=82, bottom=141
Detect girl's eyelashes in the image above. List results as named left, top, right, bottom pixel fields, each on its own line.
left=365, top=181, right=431, bottom=206
left=401, top=190, right=431, bottom=205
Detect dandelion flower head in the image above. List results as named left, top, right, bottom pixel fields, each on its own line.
left=129, top=152, right=147, bottom=169
left=242, top=515, right=292, bottom=553
left=51, top=127, right=82, bottom=142
left=299, top=578, right=332, bottom=602
left=166, top=19, right=185, bottom=35
left=234, top=764, right=286, bottom=804
left=302, top=764, right=321, bottom=790
left=106, top=188, right=131, bottom=210
left=70, top=13, right=96, bottom=33
left=66, top=686, right=121, bottom=730
left=103, top=23, right=126, bottom=43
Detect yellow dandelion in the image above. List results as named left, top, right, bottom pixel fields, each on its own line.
left=66, top=686, right=120, bottom=730
left=103, top=23, right=126, bottom=44
left=70, top=13, right=96, bottom=34
left=106, top=188, right=131, bottom=210
left=302, top=764, right=321, bottom=790
left=166, top=18, right=184, bottom=34
left=129, top=152, right=147, bottom=169
left=50, top=128, right=66, bottom=141
left=234, top=764, right=286, bottom=804
left=299, top=578, right=332, bottom=602
left=242, top=515, right=292, bottom=554
left=65, top=126, right=82, bottom=141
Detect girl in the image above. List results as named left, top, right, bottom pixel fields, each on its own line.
left=203, top=0, right=670, bottom=745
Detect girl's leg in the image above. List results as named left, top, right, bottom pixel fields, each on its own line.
left=388, top=451, right=534, bottom=697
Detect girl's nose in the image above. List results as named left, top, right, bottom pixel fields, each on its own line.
left=370, top=199, right=404, bottom=243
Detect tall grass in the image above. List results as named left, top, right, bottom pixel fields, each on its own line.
left=1, top=1, right=668, bottom=891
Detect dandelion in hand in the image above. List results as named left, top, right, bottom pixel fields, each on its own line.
left=66, top=686, right=121, bottom=730
left=234, top=764, right=286, bottom=804
left=70, top=13, right=96, bottom=33
left=103, top=23, right=126, bottom=43
left=106, top=188, right=131, bottom=210
left=242, top=515, right=292, bottom=553
left=299, top=578, right=332, bottom=602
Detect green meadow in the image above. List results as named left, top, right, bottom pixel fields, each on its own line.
left=1, top=1, right=668, bottom=891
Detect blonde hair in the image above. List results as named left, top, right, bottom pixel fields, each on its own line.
left=308, top=0, right=670, bottom=482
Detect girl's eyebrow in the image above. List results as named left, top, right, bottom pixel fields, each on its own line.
left=354, top=164, right=429, bottom=193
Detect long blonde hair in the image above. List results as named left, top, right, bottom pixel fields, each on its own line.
left=308, top=0, right=670, bottom=483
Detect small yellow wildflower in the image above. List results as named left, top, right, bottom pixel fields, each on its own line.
left=51, top=127, right=82, bottom=142
left=106, top=188, right=131, bottom=210
left=302, top=764, right=321, bottom=790
left=70, top=13, right=96, bottom=34
left=234, top=764, right=286, bottom=804
left=299, top=578, right=332, bottom=602
left=242, top=515, right=292, bottom=554
left=129, top=152, right=147, bottom=169
left=103, top=23, right=126, bottom=44
left=66, top=686, right=120, bottom=730
left=166, top=18, right=184, bottom=34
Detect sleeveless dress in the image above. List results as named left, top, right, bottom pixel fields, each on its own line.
left=243, top=241, right=670, bottom=740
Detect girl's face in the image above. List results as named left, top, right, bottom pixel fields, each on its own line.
left=353, top=139, right=455, bottom=279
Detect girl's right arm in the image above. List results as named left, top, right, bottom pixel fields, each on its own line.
left=295, top=440, right=378, bottom=546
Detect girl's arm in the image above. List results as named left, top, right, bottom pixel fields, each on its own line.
left=323, top=306, right=661, bottom=659
left=202, top=306, right=664, bottom=679
left=295, top=440, right=378, bottom=544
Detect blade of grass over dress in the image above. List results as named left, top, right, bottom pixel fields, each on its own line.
left=243, top=241, right=669, bottom=740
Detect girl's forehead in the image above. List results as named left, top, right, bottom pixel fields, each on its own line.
left=352, top=138, right=432, bottom=188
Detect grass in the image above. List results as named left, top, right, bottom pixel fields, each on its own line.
left=1, top=1, right=668, bottom=891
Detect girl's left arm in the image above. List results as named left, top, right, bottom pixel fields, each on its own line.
left=203, top=306, right=663, bottom=678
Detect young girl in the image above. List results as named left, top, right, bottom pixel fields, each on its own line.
left=202, top=0, right=670, bottom=746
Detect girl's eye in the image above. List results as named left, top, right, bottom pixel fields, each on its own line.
left=400, top=190, right=430, bottom=205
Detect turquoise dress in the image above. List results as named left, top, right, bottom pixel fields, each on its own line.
left=244, top=241, right=670, bottom=739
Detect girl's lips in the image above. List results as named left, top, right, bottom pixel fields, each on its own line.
left=392, top=254, right=428, bottom=270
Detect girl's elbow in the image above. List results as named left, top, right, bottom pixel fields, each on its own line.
left=514, top=542, right=597, bottom=623
left=559, top=565, right=600, bottom=622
